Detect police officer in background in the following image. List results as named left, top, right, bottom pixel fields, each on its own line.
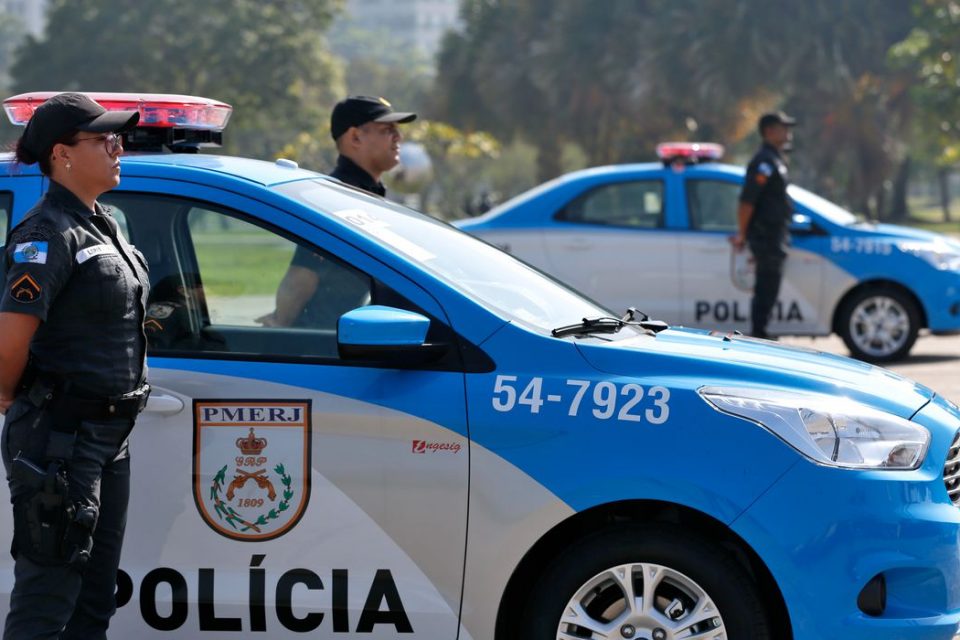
left=258, top=95, right=416, bottom=327
left=733, top=111, right=796, bottom=339
left=0, top=93, right=150, bottom=638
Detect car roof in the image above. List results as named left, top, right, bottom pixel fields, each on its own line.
left=119, top=153, right=322, bottom=187
left=464, top=160, right=745, bottom=227
left=0, top=150, right=324, bottom=187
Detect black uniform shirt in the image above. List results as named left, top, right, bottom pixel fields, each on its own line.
left=330, top=154, right=386, bottom=196
left=739, top=142, right=793, bottom=246
left=0, top=181, right=150, bottom=396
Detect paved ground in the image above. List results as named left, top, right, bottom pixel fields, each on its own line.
left=781, top=332, right=960, bottom=403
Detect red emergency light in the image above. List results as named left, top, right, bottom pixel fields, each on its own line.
left=3, top=92, right=233, bottom=152
left=656, top=142, right=724, bottom=165
left=3, top=92, right=232, bottom=130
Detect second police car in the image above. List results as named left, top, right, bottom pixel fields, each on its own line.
left=1, top=93, right=960, bottom=639
left=456, top=143, right=960, bottom=363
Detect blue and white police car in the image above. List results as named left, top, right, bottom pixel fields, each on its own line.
left=2, top=94, right=960, bottom=639
left=457, top=143, right=960, bottom=363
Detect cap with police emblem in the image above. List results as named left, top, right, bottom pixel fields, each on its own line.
left=758, top=111, right=797, bottom=134
left=18, top=92, right=140, bottom=164
left=330, top=96, right=416, bottom=141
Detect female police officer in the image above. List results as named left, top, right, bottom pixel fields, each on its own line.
left=0, top=93, right=150, bottom=639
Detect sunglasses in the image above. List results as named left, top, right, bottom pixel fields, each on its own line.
left=73, top=132, right=124, bottom=155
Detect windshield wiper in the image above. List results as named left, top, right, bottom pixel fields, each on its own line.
left=551, top=308, right=670, bottom=338
left=551, top=316, right=626, bottom=338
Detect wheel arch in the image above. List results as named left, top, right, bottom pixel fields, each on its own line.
left=493, top=499, right=793, bottom=640
left=831, top=279, right=928, bottom=334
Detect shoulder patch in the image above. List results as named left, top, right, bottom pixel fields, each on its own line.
left=757, top=162, right=774, bottom=176
left=9, top=274, right=42, bottom=303
left=13, top=241, right=48, bottom=264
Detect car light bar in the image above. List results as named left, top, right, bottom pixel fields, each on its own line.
left=3, top=92, right=232, bottom=131
left=656, top=142, right=725, bottom=164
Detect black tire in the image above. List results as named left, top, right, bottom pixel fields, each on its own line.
left=837, top=286, right=920, bottom=363
left=519, top=524, right=772, bottom=640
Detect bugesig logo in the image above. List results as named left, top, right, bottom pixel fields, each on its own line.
left=411, top=440, right=462, bottom=454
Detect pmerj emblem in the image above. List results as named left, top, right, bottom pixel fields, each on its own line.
left=193, top=401, right=311, bottom=541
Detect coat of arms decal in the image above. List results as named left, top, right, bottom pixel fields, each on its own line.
left=193, top=400, right=312, bottom=541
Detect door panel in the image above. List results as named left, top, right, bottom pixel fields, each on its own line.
left=94, top=186, right=469, bottom=637
left=680, top=179, right=824, bottom=334
left=542, top=180, right=681, bottom=318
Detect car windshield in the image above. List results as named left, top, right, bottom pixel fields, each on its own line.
left=278, top=179, right=609, bottom=331
left=788, top=185, right=858, bottom=226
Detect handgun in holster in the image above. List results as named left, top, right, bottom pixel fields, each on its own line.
left=10, top=456, right=74, bottom=565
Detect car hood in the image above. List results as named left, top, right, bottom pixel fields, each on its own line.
left=854, top=222, right=959, bottom=246
left=575, top=327, right=934, bottom=419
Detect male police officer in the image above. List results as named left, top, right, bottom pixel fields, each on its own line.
left=258, top=96, right=416, bottom=328
left=733, top=111, right=796, bottom=339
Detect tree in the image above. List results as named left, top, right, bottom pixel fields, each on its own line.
left=649, top=0, right=916, bottom=219
left=435, top=0, right=918, bottom=217
left=0, top=10, right=27, bottom=146
left=398, top=120, right=500, bottom=217
left=10, top=0, right=345, bottom=158
left=890, top=0, right=960, bottom=221
left=435, top=0, right=667, bottom=181
left=328, top=25, right=433, bottom=113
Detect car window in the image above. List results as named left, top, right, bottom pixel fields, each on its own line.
left=101, top=192, right=409, bottom=361
left=108, top=206, right=131, bottom=242
left=0, top=191, right=10, bottom=247
left=687, top=180, right=741, bottom=232
left=280, top=179, right=609, bottom=331
left=557, top=181, right=664, bottom=228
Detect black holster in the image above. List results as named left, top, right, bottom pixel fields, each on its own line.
left=10, top=457, right=74, bottom=566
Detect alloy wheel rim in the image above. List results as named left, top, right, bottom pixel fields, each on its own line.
left=849, top=295, right=910, bottom=358
left=557, top=562, right=726, bottom=640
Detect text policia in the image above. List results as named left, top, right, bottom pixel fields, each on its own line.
left=114, top=557, right=414, bottom=633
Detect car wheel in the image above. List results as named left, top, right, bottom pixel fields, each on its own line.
left=838, top=287, right=920, bottom=363
left=519, top=525, right=772, bottom=640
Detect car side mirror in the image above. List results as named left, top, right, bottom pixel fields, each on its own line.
left=337, top=305, right=445, bottom=364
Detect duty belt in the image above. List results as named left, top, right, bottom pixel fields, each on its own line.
left=19, top=367, right=151, bottom=421
left=57, top=384, right=151, bottom=420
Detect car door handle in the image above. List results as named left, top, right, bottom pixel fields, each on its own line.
left=144, top=390, right=185, bottom=416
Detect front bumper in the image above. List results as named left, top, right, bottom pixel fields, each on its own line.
left=923, top=273, right=960, bottom=331
left=731, top=397, right=960, bottom=640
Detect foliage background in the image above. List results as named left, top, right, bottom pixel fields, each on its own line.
left=0, top=0, right=957, bottom=224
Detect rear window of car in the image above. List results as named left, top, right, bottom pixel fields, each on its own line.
left=556, top=181, right=665, bottom=229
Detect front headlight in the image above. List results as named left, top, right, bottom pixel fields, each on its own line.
left=699, top=387, right=930, bottom=470
left=899, top=240, right=960, bottom=271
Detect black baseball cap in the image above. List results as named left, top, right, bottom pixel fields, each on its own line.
left=758, top=111, right=797, bottom=134
left=330, top=95, right=416, bottom=141
left=19, top=92, right=140, bottom=163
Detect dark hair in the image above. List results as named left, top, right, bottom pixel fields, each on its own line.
left=14, top=129, right=80, bottom=176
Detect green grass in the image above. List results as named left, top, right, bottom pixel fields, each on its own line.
left=902, top=199, right=960, bottom=236
left=192, top=230, right=293, bottom=297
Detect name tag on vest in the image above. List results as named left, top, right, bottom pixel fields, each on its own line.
left=76, top=244, right=118, bottom=264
